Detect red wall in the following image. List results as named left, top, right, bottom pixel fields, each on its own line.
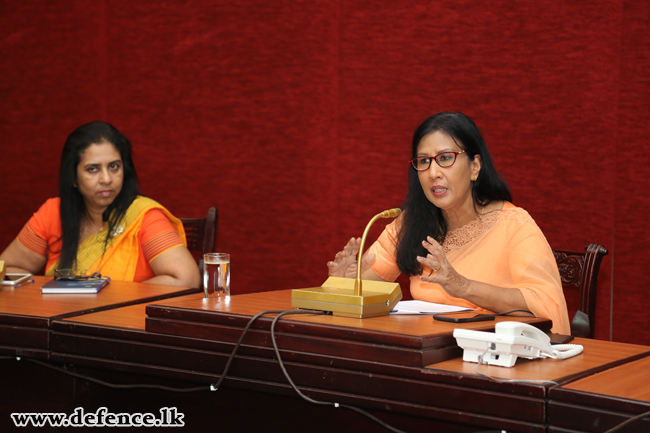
left=1, top=1, right=648, bottom=344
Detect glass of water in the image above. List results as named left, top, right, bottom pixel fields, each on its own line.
left=203, top=253, right=230, bottom=298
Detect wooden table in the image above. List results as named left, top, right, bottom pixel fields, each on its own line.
left=548, top=354, right=650, bottom=432
left=144, top=289, right=553, bottom=367
left=0, top=275, right=199, bottom=359
left=427, top=338, right=650, bottom=432
left=3, top=284, right=650, bottom=432
left=43, top=289, right=648, bottom=433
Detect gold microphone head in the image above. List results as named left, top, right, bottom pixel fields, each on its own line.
left=379, top=208, right=402, bottom=218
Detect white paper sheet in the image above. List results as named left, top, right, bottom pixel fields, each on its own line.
left=391, top=300, right=472, bottom=315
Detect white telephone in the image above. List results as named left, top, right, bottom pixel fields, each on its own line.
left=453, top=322, right=583, bottom=367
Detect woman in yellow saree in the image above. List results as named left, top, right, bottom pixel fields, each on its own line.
left=0, top=121, right=200, bottom=288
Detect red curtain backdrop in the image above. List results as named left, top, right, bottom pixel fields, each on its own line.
left=1, top=1, right=648, bottom=344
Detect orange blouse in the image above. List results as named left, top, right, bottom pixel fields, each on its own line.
left=367, top=202, right=570, bottom=334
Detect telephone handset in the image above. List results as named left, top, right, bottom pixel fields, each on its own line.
left=453, top=322, right=583, bottom=367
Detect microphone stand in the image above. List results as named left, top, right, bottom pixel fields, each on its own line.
left=291, top=208, right=403, bottom=319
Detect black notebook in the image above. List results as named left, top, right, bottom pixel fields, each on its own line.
left=41, top=277, right=111, bottom=294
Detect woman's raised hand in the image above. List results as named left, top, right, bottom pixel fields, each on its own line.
left=327, top=237, right=375, bottom=278
left=417, top=236, right=470, bottom=298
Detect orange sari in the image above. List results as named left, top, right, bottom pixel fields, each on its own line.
left=367, top=202, right=570, bottom=334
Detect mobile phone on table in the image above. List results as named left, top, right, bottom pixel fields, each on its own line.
left=3, top=273, right=32, bottom=286
left=433, top=311, right=495, bottom=323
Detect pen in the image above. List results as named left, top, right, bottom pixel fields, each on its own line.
left=13, top=279, right=35, bottom=288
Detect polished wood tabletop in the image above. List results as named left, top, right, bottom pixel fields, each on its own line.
left=59, top=292, right=206, bottom=329
left=144, top=288, right=551, bottom=338
left=0, top=275, right=199, bottom=358
left=547, top=354, right=650, bottom=432
left=140, top=289, right=553, bottom=367
left=427, top=338, right=650, bottom=383
left=53, top=289, right=551, bottom=369
left=557, top=355, right=650, bottom=401
left=0, top=275, right=200, bottom=324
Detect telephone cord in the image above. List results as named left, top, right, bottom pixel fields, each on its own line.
left=541, top=344, right=584, bottom=360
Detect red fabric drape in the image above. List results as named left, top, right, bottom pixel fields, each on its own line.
left=1, top=1, right=648, bottom=343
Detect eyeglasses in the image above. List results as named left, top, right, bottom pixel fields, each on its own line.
left=54, top=269, right=102, bottom=281
left=410, top=150, right=466, bottom=171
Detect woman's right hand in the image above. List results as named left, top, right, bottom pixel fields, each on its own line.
left=327, top=237, right=375, bottom=278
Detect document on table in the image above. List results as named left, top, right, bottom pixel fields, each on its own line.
left=391, top=300, right=472, bottom=315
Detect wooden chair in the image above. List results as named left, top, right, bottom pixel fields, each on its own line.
left=179, top=207, right=218, bottom=273
left=552, top=243, right=609, bottom=339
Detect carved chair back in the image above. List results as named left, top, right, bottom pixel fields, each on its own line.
left=552, top=243, right=609, bottom=338
left=179, top=207, right=218, bottom=276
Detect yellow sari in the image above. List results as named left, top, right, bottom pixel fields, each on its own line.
left=45, top=196, right=186, bottom=281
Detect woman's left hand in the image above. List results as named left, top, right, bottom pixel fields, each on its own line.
left=417, top=236, right=470, bottom=298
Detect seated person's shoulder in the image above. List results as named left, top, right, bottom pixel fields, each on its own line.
left=142, top=208, right=171, bottom=224
left=483, top=200, right=505, bottom=213
left=37, top=197, right=61, bottom=214
left=139, top=208, right=184, bottom=263
left=27, top=197, right=62, bottom=234
left=500, top=202, right=536, bottom=225
left=497, top=203, right=553, bottom=249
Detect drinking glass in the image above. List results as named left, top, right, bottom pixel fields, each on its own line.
left=203, top=253, right=230, bottom=298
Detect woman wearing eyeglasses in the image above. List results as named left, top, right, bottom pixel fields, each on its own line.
left=328, top=112, right=570, bottom=333
left=0, top=121, right=200, bottom=288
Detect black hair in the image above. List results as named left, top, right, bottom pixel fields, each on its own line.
left=396, top=112, right=512, bottom=276
left=58, top=121, right=141, bottom=270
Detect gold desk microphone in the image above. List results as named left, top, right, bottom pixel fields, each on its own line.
left=291, top=208, right=403, bottom=319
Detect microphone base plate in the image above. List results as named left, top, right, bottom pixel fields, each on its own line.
left=291, top=277, right=402, bottom=319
